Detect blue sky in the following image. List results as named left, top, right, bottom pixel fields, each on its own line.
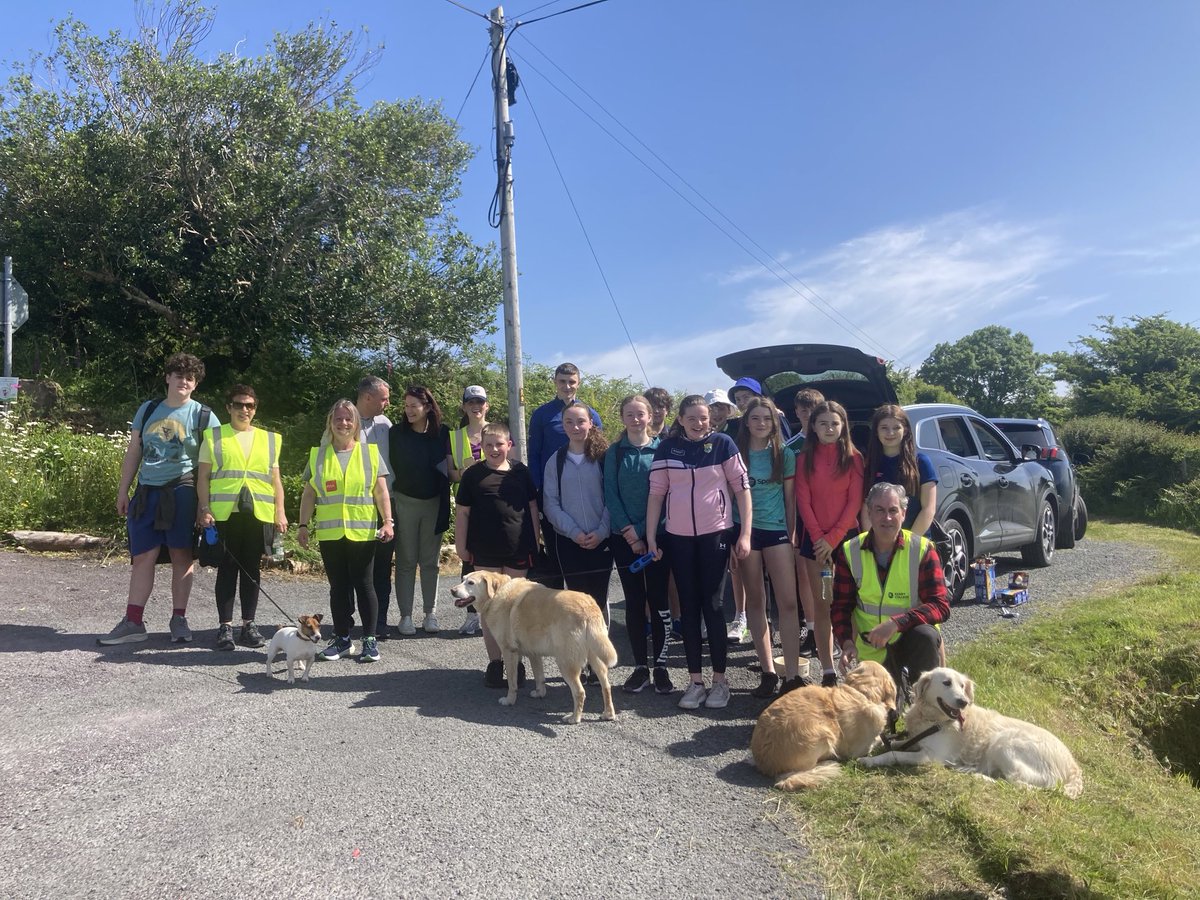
left=4, top=1, right=1199, bottom=393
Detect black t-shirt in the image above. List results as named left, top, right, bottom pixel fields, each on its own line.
left=389, top=423, right=450, bottom=499
left=456, top=461, right=538, bottom=559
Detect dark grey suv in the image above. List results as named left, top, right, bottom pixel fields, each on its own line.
left=716, top=345, right=1062, bottom=602
left=990, top=417, right=1088, bottom=549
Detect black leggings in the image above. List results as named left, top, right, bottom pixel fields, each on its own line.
left=319, top=537, right=377, bottom=638
left=215, top=510, right=265, bottom=623
left=664, top=529, right=732, bottom=675
left=553, top=532, right=612, bottom=618
left=612, top=537, right=670, bottom=668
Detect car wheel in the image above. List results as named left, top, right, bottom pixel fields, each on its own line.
left=940, top=518, right=970, bottom=603
left=1021, top=498, right=1056, bottom=567
left=1073, top=494, right=1088, bottom=541
left=1057, top=491, right=1077, bottom=550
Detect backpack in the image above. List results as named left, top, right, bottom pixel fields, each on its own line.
left=138, top=397, right=214, bottom=458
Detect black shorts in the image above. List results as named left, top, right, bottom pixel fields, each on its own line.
left=735, top=522, right=793, bottom=552
left=472, top=551, right=535, bottom=571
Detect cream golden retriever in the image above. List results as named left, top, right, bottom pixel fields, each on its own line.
left=750, top=660, right=897, bottom=791
left=857, top=666, right=1083, bottom=798
left=450, top=572, right=618, bottom=724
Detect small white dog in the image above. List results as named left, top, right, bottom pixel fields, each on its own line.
left=264, top=614, right=325, bottom=685
left=858, top=666, right=1083, bottom=798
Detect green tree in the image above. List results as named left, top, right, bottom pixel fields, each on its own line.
left=917, top=326, right=1054, bottom=417
left=886, top=363, right=961, bottom=406
left=1052, top=314, right=1200, bottom=433
left=0, top=1, right=499, bottom=411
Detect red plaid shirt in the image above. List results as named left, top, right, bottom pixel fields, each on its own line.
left=831, top=529, right=948, bottom=645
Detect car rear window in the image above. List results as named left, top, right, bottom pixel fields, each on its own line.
left=995, top=424, right=1048, bottom=449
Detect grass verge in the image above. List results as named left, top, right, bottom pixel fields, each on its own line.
left=784, top=521, right=1200, bottom=899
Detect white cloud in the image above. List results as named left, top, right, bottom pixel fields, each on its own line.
left=579, top=209, right=1068, bottom=391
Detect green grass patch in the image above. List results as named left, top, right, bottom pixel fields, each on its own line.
left=784, top=521, right=1200, bottom=899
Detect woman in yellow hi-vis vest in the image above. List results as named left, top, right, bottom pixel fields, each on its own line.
left=197, top=384, right=287, bottom=652
left=297, top=400, right=394, bottom=663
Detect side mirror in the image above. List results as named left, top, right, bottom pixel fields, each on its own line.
left=1020, top=444, right=1041, bottom=461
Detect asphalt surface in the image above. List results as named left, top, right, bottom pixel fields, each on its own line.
left=1, top=551, right=819, bottom=900
left=0, top=536, right=1160, bottom=899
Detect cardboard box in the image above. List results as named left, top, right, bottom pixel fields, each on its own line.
left=973, top=556, right=997, bottom=603
left=999, top=571, right=1030, bottom=605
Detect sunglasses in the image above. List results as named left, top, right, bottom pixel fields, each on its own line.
left=229, top=401, right=257, bottom=410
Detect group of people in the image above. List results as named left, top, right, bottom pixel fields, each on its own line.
left=98, top=354, right=951, bottom=711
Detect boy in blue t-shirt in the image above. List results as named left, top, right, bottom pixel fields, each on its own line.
left=99, top=353, right=220, bottom=646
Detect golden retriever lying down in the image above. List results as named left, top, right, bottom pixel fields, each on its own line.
left=858, top=666, right=1083, bottom=798
left=450, top=572, right=617, bottom=724
left=751, top=661, right=897, bottom=791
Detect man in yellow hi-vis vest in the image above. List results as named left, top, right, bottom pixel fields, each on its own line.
left=832, top=482, right=949, bottom=693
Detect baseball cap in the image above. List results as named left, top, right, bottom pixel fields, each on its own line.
left=462, top=385, right=488, bottom=402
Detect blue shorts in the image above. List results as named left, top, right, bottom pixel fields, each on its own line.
left=128, top=484, right=197, bottom=557
left=733, top=524, right=794, bottom=553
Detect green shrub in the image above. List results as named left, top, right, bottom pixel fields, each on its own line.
left=0, top=418, right=127, bottom=534
left=1061, top=415, right=1200, bottom=523
left=1155, top=476, right=1200, bottom=531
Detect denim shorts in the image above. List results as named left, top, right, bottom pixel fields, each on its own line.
left=128, top=484, right=197, bottom=556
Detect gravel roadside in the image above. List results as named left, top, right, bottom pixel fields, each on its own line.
left=0, top=535, right=1161, bottom=899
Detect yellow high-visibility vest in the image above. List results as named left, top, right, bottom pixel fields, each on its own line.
left=843, top=530, right=933, bottom=663
left=308, top=440, right=380, bottom=542
left=207, top=425, right=280, bottom=523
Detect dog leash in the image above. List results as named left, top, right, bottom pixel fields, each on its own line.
left=202, top=525, right=295, bottom=624
left=880, top=722, right=943, bottom=752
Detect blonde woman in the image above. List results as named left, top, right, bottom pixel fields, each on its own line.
left=298, top=400, right=393, bottom=663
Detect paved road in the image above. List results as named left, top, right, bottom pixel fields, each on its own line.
left=1, top=552, right=820, bottom=900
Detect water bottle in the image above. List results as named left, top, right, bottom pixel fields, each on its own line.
left=203, top=525, right=218, bottom=546
left=271, top=531, right=285, bottom=562
left=820, top=565, right=833, bottom=602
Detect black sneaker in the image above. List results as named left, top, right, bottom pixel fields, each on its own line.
left=751, top=672, right=780, bottom=699
left=622, top=666, right=651, bottom=694
left=652, top=666, right=675, bottom=694
left=215, top=624, right=235, bottom=651
left=780, top=674, right=812, bottom=694
left=821, top=671, right=839, bottom=688
left=798, top=627, right=817, bottom=658
left=484, top=659, right=506, bottom=688
left=237, top=622, right=265, bottom=648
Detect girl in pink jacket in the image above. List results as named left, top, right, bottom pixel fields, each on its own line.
left=795, top=400, right=864, bottom=685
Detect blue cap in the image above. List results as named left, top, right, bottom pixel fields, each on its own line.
left=729, top=377, right=763, bottom=400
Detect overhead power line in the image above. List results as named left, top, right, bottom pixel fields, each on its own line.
left=517, top=77, right=650, bottom=384
left=441, top=0, right=490, bottom=20
left=511, top=32, right=897, bottom=362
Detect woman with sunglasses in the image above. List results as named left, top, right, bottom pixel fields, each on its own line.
left=196, top=384, right=288, bottom=651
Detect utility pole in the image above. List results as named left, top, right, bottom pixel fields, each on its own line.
left=3, top=257, right=12, bottom=378
left=489, top=5, right=527, bottom=463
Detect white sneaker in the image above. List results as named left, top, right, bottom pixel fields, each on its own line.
left=398, top=616, right=416, bottom=636
left=704, top=681, right=731, bottom=709
left=678, top=682, right=707, bottom=710
left=459, top=611, right=481, bottom=635
left=726, top=617, right=747, bottom=644
left=422, top=613, right=440, bottom=634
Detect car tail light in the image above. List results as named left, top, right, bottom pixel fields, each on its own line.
left=1044, top=447, right=1059, bottom=460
